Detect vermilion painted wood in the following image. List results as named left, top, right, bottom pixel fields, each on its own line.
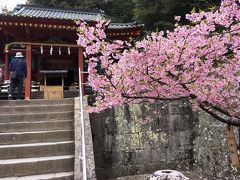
left=78, top=47, right=84, bottom=96
left=25, top=44, right=32, bottom=100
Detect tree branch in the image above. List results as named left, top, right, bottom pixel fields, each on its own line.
left=122, top=94, right=189, bottom=101
left=199, top=104, right=240, bottom=126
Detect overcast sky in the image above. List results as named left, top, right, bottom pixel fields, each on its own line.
left=0, top=0, right=27, bottom=12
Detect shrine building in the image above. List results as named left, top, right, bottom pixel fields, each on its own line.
left=0, top=4, right=143, bottom=99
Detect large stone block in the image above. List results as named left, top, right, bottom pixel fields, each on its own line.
left=129, top=103, right=157, bottom=118
left=115, top=134, right=140, bottom=150
left=95, top=168, right=109, bottom=180
left=131, top=150, right=152, bottom=165
left=139, top=131, right=155, bottom=149
left=115, top=117, right=135, bottom=134
left=152, top=131, right=168, bottom=149
left=92, top=135, right=105, bottom=153
left=150, top=115, right=169, bottom=132
left=109, top=164, right=146, bottom=178
left=104, top=135, right=117, bottom=152
left=100, top=151, right=134, bottom=167
left=166, top=145, right=192, bottom=163
left=127, top=164, right=146, bottom=176
left=128, top=104, right=144, bottom=116
left=150, top=148, right=168, bottom=163
left=103, top=151, right=138, bottom=167
left=168, top=115, right=192, bottom=131
left=154, top=101, right=169, bottom=115
left=105, top=117, right=119, bottom=135
left=114, top=104, right=131, bottom=118
left=90, top=108, right=114, bottom=120
left=94, top=152, right=112, bottom=168
left=134, top=116, right=154, bottom=133
left=168, top=100, right=190, bottom=115
left=168, top=130, right=193, bottom=148
left=90, top=118, right=105, bottom=138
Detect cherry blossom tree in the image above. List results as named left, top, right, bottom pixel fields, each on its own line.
left=77, top=0, right=240, bottom=126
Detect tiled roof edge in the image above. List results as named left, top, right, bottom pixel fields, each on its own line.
left=109, top=22, right=144, bottom=29
left=12, top=4, right=105, bottom=16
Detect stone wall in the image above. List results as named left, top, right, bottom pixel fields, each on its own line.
left=90, top=100, right=240, bottom=179
left=193, top=111, right=240, bottom=179
left=90, top=99, right=195, bottom=179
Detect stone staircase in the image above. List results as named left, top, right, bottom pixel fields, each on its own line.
left=0, top=98, right=75, bottom=179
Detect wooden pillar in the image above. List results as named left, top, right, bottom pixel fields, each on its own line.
left=78, top=47, right=84, bottom=95
left=25, top=44, right=32, bottom=100
left=4, top=53, right=9, bottom=80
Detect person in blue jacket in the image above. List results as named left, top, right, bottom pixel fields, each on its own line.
left=8, top=52, right=27, bottom=100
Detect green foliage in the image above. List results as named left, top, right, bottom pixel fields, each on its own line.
left=133, top=0, right=199, bottom=31
left=133, top=0, right=221, bottom=31
left=27, top=0, right=106, bottom=11
left=27, top=0, right=221, bottom=31
left=103, top=0, right=135, bottom=22
left=191, top=0, right=221, bottom=11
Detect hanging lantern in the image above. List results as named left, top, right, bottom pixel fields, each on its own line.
left=40, top=45, right=43, bottom=54
left=59, top=47, right=61, bottom=55
left=50, top=46, right=53, bottom=55
left=68, top=47, right=71, bottom=55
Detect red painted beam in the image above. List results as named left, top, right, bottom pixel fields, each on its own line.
left=78, top=47, right=84, bottom=96
left=25, top=44, right=31, bottom=100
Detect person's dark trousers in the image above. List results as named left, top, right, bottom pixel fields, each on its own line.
left=9, top=77, right=24, bottom=99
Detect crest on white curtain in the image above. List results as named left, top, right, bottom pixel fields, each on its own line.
left=40, top=45, right=43, bottom=54
left=59, top=47, right=61, bottom=55
left=50, top=46, right=53, bottom=55
left=68, top=47, right=71, bottom=55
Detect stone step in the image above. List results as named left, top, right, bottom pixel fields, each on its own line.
left=0, top=171, right=73, bottom=180
left=0, top=98, right=74, bottom=107
left=0, top=111, right=74, bottom=123
left=0, top=130, right=74, bottom=145
left=0, top=120, right=73, bottom=133
left=0, top=141, right=74, bottom=159
left=0, top=104, right=73, bottom=115
left=0, top=155, right=74, bottom=178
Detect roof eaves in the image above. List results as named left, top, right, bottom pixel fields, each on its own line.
left=12, top=4, right=105, bottom=16
left=108, top=22, right=144, bottom=29
left=10, top=5, right=105, bottom=21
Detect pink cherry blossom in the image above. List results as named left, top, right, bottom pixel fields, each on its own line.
left=77, top=0, right=240, bottom=126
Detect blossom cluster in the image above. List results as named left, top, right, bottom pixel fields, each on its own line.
left=77, top=0, right=240, bottom=123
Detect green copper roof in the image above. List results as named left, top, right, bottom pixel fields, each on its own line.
left=12, top=4, right=103, bottom=21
